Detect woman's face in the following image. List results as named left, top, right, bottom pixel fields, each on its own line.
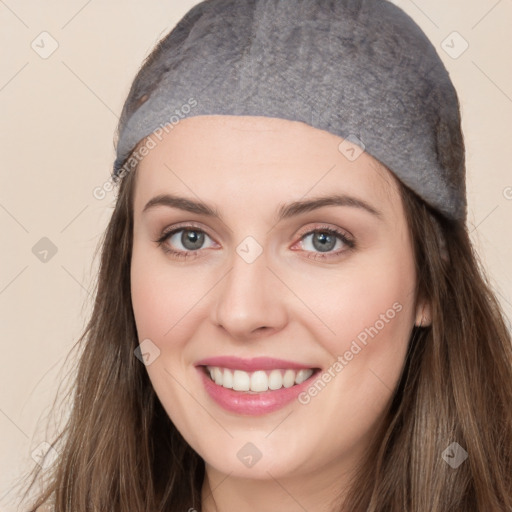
left=131, top=115, right=426, bottom=490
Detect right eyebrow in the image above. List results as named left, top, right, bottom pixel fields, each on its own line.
left=142, top=194, right=221, bottom=218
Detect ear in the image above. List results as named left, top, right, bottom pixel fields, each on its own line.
left=415, top=299, right=432, bottom=327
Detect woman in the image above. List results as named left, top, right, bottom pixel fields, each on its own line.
left=23, top=0, right=512, bottom=510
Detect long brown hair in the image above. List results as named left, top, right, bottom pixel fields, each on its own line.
left=339, top=181, right=512, bottom=511
left=20, top=149, right=512, bottom=510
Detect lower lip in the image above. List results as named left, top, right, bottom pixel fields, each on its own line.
left=197, top=367, right=318, bottom=415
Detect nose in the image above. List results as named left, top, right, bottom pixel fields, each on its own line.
left=210, top=244, right=289, bottom=340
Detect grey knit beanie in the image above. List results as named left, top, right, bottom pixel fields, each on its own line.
left=113, top=0, right=466, bottom=221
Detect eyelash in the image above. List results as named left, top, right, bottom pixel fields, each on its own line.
left=154, top=223, right=355, bottom=261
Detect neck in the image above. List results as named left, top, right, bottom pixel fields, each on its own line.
left=200, top=458, right=354, bottom=512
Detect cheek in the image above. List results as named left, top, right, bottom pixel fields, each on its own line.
left=295, top=251, right=416, bottom=354
left=293, top=252, right=416, bottom=442
left=130, top=246, right=209, bottom=437
left=295, top=248, right=414, bottom=374
left=130, top=242, right=208, bottom=344
left=130, top=267, right=170, bottom=342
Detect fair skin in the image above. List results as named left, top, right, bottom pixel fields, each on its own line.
left=130, top=115, right=430, bottom=511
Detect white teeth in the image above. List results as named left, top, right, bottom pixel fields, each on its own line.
left=250, top=370, right=268, bottom=392
left=222, top=368, right=233, bottom=389
left=213, top=367, right=223, bottom=385
left=206, top=366, right=314, bottom=392
left=232, top=370, right=250, bottom=391
left=268, top=369, right=283, bottom=390
left=295, top=369, right=311, bottom=384
left=283, top=369, right=296, bottom=388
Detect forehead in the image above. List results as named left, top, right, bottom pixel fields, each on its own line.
left=133, top=115, right=401, bottom=217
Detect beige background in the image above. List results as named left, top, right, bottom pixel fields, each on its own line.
left=1, top=0, right=511, bottom=509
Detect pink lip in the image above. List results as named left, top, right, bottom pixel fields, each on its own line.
left=195, top=356, right=314, bottom=372
left=195, top=357, right=320, bottom=416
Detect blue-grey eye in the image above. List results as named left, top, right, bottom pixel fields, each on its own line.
left=169, top=229, right=208, bottom=251
left=302, top=231, right=343, bottom=253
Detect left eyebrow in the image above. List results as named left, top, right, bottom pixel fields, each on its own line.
left=276, top=194, right=383, bottom=221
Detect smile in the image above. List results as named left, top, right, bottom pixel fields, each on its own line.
left=195, top=357, right=321, bottom=415
left=205, top=366, right=314, bottom=393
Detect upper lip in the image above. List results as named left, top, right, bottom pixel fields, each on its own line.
left=195, top=356, right=317, bottom=372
